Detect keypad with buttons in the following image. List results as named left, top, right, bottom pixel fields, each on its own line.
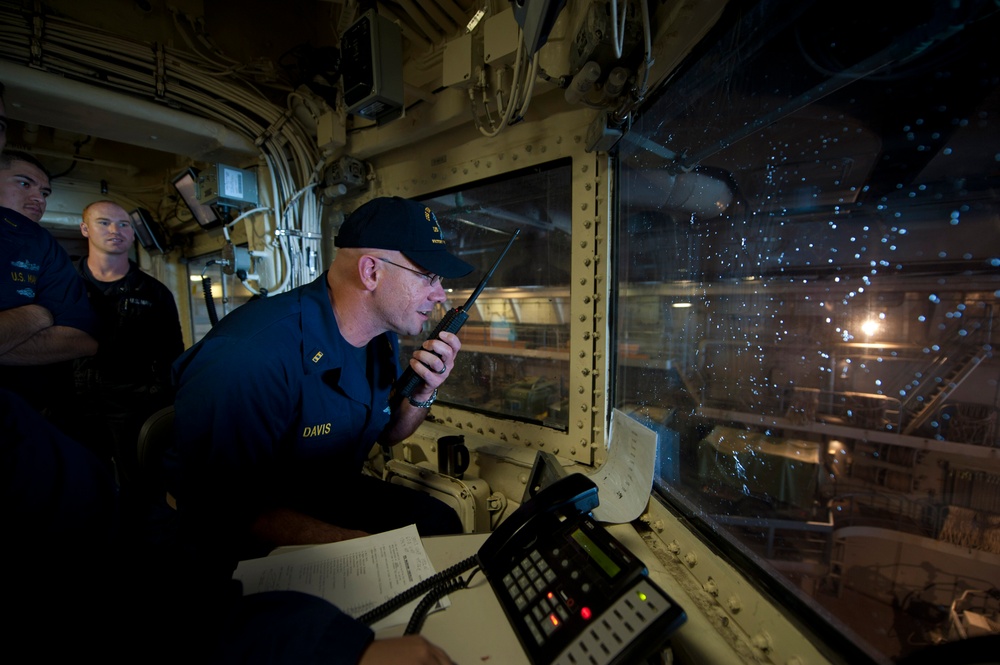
left=485, top=515, right=686, bottom=665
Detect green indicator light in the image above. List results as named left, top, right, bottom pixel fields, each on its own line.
left=637, top=591, right=648, bottom=602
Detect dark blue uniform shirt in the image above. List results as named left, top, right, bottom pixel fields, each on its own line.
left=0, top=206, right=97, bottom=331
left=167, top=271, right=400, bottom=564
left=0, top=206, right=98, bottom=408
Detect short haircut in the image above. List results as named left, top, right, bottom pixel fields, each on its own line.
left=0, top=149, right=51, bottom=179
left=82, top=199, right=125, bottom=220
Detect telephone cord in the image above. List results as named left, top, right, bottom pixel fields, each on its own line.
left=358, top=554, right=479, bottom=627
left=403, top=569, right=479, bottom=635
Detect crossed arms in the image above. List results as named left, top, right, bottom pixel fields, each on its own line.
left=0, top=303, right=97, bottom=365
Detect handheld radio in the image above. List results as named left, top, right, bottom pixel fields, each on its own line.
left=395, top=228, right=520, bottom=398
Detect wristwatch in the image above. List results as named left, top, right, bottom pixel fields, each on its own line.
left=408, top=388, right=438, bottom=408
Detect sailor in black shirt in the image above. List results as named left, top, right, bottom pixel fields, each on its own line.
left=68, top=200, right=184, bottom=492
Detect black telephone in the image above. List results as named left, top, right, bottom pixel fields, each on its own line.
left=360, top=473, right=687, bottom=665
left=477, top=473, right=687, bottom=665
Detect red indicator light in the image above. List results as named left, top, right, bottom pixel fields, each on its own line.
left=547, top=591, right=555, bottom=600
left=580, top=607, right=592, bottom=620
left=549, top=613, right=560, bottom=627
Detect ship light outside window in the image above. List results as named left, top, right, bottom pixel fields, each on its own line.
left=612, top=1, right=1000, bottom=663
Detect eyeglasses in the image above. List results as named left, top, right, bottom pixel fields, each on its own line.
left=378, top=258, right=443, bottom=287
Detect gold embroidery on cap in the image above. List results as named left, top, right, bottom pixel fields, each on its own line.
left=425, top=207, right=447, bottom=245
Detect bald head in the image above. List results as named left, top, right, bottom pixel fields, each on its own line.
left=81, top=200, right=135, bottom=257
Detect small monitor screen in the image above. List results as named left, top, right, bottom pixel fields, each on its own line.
left=128, top=208, right=167, bottom=254
left=571, top=528, right=621, bottom=579
left=171, top=168, right=223, bottom=230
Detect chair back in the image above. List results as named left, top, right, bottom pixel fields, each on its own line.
left=136, top=405, right=175, bottom=497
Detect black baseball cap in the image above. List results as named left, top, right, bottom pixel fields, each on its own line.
left=335, top=196, right=474, bottom=278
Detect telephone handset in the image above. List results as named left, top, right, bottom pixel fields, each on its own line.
left=477, top=472, right=599, bottom=571
left=476, top=473, right=687, bottom=665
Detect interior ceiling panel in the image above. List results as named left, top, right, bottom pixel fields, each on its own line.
left=0, top=0, right=488, bottom=231
left=0, top=0, right=483, bottom=167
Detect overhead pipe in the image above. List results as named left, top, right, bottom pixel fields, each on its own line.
left=431, top=0, right=468, bottom=27
left=412, top=0, right=456, bottom=34
left=0, top=61, right=257, bottom=162
left=395, top=0, right=444, bottom=45
left=22, top=147, right=141, bottom=176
